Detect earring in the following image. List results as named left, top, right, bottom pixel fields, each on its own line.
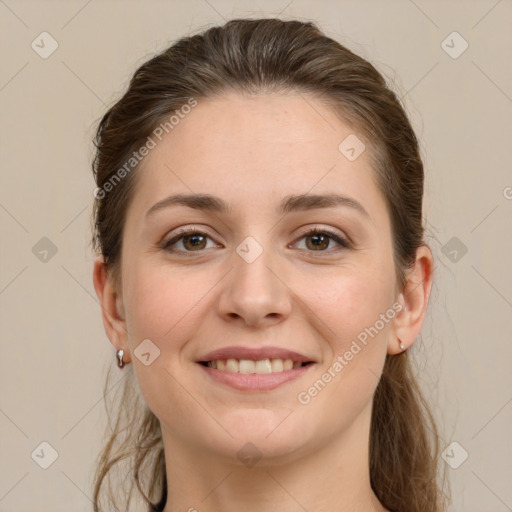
left=117, top=349, right=125, bottom=368
left=399, top=342, right=406, bottom=351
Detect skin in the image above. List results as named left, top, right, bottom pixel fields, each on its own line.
left=94, top=91, right=433, bottom=512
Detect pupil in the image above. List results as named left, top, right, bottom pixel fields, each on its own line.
left=186, top=234, right=204, bottom=249
left=309, top=234, right=327, bottom=250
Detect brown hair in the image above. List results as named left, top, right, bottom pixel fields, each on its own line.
left=91, top=17, right=449, bottom=512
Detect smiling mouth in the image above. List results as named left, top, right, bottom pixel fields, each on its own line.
left=199, top=358, right=314, bottom=374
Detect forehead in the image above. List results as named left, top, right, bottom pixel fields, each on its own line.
left=129, top=91, right=388, bottom=224
left=166, top=91, right=365, bottom=165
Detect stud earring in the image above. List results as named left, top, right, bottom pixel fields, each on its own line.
left=399, top=342, right=406, bottom=351
left=117, top=349, right=125, bottom=368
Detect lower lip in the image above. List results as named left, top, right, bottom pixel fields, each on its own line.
left=198, top=363, right=314, bottom=391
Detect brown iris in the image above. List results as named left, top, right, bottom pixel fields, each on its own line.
left=182, top=234, right=207, bottom=251
left=305, top=233, right=330, bottom=251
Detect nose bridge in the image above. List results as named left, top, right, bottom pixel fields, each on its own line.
left=218, top=233, right=291, bottom=325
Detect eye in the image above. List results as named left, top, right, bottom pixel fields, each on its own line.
left=162, top=226, right=351, bottom=256
left=162, top=227, right=219, bottom=254
left=293, top=228, right=351, bottom=252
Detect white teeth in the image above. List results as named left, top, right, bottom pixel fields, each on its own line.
left=239, top=359, right=255, bottom=374
left=206, top=358, right=304, bottom=373
left=270, top=358, right=283, bottom=372
left=225, top=358, right=239, bottom=372
left=255, top=359, right=272, bottom=374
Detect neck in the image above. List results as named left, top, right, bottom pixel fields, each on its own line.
left=161, top=401, right=387, bottom=512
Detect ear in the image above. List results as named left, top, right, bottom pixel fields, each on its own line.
left=92, top=255, right=131, bottom=363
left=388, top=245, right=434, bottom=355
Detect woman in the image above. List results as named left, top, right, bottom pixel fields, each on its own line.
left=91, top=17, right=449, bottom=512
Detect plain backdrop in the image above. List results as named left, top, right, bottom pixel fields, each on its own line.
left=1, top=1, right=511, bottom=511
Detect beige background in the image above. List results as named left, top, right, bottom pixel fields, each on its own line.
left=1, top=1, right=511, bottom=511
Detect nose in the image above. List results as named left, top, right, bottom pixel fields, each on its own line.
left=217, top=241, right=293, bottom=328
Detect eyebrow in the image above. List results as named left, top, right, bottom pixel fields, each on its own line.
left=145, top=192, right=370, bottom=219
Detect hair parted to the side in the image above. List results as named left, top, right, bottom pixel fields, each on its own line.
left=91, top=17, right=449, bottom=512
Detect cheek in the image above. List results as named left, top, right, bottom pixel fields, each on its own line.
left=293, top=273, right=394, bottom=437
left=123, top=259, right=210, bottom=340
left=304, top=269, right=392, bottom=386
left=121, top=262, right=212, bottom=423
left=308, top=267, right=395, bottom=354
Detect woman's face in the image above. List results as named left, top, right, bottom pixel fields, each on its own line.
left=112, top=91, right=405, bottom=463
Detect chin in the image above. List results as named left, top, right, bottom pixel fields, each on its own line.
left=196, top=407, right=319, bottom=466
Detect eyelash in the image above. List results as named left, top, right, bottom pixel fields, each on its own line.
left=162, top=226, right=351, bottom=256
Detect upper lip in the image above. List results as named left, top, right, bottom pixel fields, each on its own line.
left=197, top=346, right=315, bottom=363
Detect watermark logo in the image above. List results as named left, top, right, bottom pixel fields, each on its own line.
left=338, top=134, right=366, bottom=162
left=441, top=441, right=469, bottom=469
left=31, top=441, right=59, bottom=469
left=441, top=236, right=468, bottom=263
left=32, top=237, right=58, bottom=263
left=237, top=442, right=262, bottom=468
left=441, top=31, right=469, bottom=59
left=134, top=338, right=161, bottom=366
left=236, top=236, right=263, bottom=264
left=31, top=31, right=58, bottom=59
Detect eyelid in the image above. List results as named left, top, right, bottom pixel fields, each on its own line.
left=295, top=224, right=348, bottom=241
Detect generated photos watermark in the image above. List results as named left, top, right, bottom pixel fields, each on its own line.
left=93, top=97, right=198, bottom=200
left=297, top=301, right=403, bottom=405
